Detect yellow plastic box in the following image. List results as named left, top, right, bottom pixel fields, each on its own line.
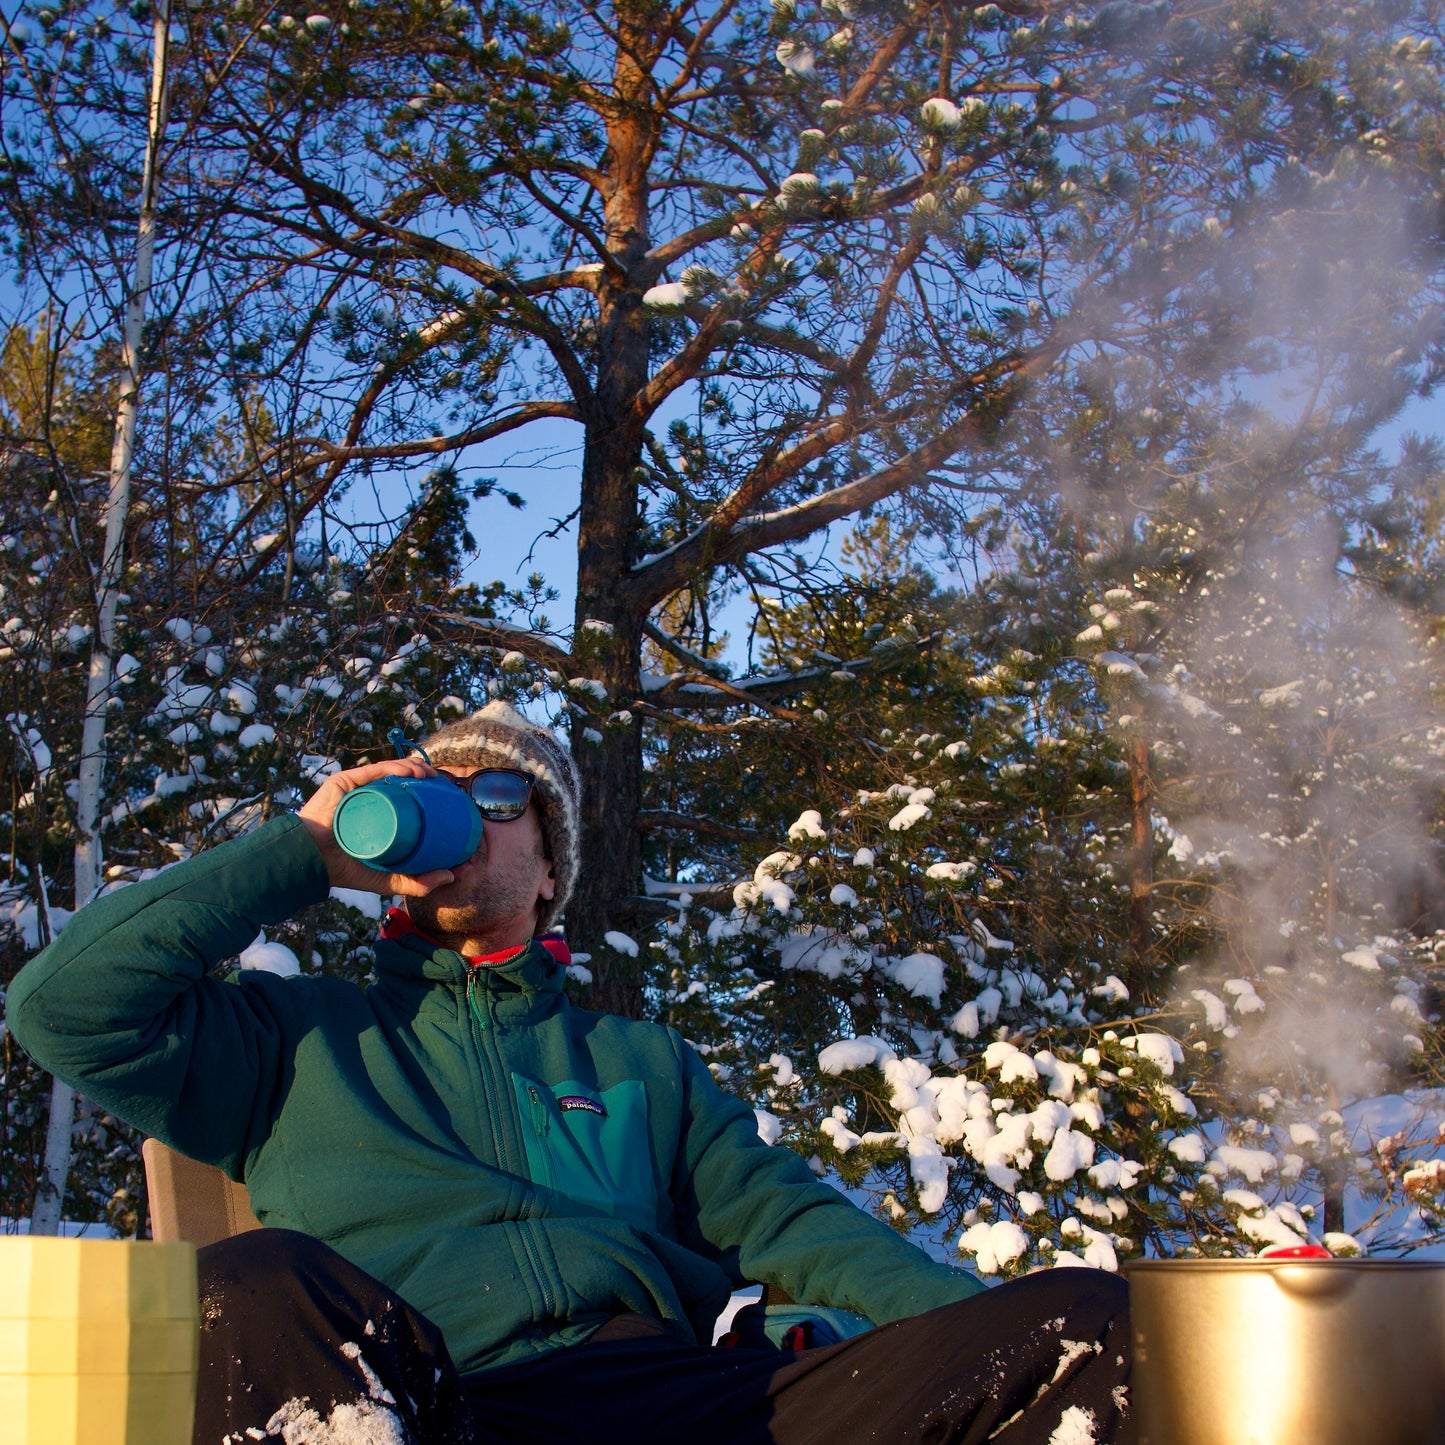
left=0, top=1238, right=198, bottom=1445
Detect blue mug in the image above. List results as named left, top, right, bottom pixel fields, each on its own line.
left=331, top=775, right=483, bottom=875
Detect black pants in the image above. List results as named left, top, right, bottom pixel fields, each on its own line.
left=199, top=1230, right=1133, bottom=1445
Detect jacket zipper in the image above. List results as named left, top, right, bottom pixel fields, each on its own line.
left=465, top=968, right=521, bottom=1180
left=465, top=965, right=557, bottom=1319
left=526, top=1085, right=554, bottom=1191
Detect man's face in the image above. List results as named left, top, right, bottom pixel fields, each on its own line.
left=405, top=766, right=557, bottom=951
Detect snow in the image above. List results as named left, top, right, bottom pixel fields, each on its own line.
left=1117, top=1033, right=1183, bottom=1076
left=239, top=723, right=276, bottom=749
left=957, top=1219, right=1030, bottom=1274
left=735, top=876, right=796, bottom=914
left=983, top=1041, right=1039, bottom=1085
left=1091, top=975, right=1129, bottom=1004
left=972, top=920, right=1014, bottom=953
left=1029, top=1100, right=1073, bottom=1145
left=754, top=1108, right=783, bottom=1145
left=603, top=930, right=639, bottom=957
left=1087, top=1158, right=1141, bottom=1190
left=238, top=932, right=301, bottom=977
left=888, top=801, right=931, bottom=831
left=1191, top=989, right=1228, bottom=1030
left=225, top=681, right=258, bottom=715
left=0, top=1216, right=113, bottom=1236
left=818, top=1037, right=894, bottom=1074
left=885, top=951, right=945, bottom=1004
left=904, top=1134, right=950, bottom=1214
left=1044, top=1129, right=1095, bottom=1182
left=1343, top=944, right=1382, bottom=972
left=788, top=809, right=827, bottom=841
left=1222, top=978, right=1265, bottom=1013
left=920, top=96, right=962, bottom=129
left=951, top=1002, right=981, bottom=1038
left=829, top=883, right=858, bottom=906
left=642, top=282, right=688, bottom=308
left=1168, top=1134, right=1208, bottom=1164
left=974, top=987, right=1003, bottom=1024
left=1048, top=1405, right=1099, bottom=1444
left=926, top=860, right=976, bottom=882
left=331, top=888, right=383, bottom=920
left=1098, top=651, right=1146, bottom=681
left=1210, top=1145, right=1277, bottom=1184
left=775, top=39, right=815, bottom=75
left=232, top=1395, right=408, bottom=1443
left=1, top=897, right=72, bottom=949
left=1258, top=679, right=1306, bottom=709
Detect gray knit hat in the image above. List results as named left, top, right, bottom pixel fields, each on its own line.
left=421, top=701, right=581, bottom=934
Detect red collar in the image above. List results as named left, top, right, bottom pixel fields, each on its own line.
left=381, top=908, right=571, bottom=967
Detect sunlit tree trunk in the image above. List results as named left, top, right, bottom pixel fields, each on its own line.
left=567, top=7, right=656, bottom=1020
left=1127, top=732, right=1154, bottom=982
left=30, top=0, right=172, bottom=1235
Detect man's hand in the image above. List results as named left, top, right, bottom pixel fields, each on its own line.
left=298, top=758, right=458, bottom=899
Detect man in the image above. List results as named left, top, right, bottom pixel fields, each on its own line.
left=10, top=701, right=1132, bottom=1444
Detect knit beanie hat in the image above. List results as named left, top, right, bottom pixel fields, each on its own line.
left=421, top=701, right=581, bottom=934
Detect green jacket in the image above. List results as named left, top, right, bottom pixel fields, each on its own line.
left=8, top=815, right=981, bottom=1374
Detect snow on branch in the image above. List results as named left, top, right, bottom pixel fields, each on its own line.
left=421, top=612, right=572, bottom=673
left=639, top=633, right=940, bottom=711
left=642, top=619, right=728, bottom=675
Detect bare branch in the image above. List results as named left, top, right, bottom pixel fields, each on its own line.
left=636, top=809, right=772, bottom=844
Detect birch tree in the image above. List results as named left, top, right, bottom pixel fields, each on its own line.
left=12, top=0, right=173, bottom=1233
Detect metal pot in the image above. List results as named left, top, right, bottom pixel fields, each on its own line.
left=1125, top=1258, right=1445, bottom=1445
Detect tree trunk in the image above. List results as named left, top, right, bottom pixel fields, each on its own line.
left=30, top=0, right=171, bottom=1234
left=1127, top=732, right=1154, bottom=983
left=566, top=13, right=656, bottom=1019
left=1322, top=1085, right=1346, bottom=1235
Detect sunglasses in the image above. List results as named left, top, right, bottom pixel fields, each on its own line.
left=447, top=767, right=536, bottom=822
left=386, top=729, right=540, bottom=829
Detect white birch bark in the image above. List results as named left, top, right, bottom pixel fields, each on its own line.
left=30, top=0, right=173, bottom=1236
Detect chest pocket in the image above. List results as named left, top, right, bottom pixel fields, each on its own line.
left=512, top=1073, right=657, bottom=1234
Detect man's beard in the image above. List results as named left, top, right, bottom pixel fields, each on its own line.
left=407, top=868, right=540, bottom=944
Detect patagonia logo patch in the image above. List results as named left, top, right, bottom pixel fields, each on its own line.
left=557, top=1095, right=607, bottom=1118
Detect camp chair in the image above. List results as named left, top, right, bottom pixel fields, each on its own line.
left=141, top=1138, right=262, bottom=1247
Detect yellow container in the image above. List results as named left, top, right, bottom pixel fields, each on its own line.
left=0, top=1238, right=198, bottom=1445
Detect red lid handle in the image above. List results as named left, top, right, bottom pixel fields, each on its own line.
left=1258, top=1244, right=1333, bottom=1259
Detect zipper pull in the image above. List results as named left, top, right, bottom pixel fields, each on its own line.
left=466, top=967, right=489, bottom=1030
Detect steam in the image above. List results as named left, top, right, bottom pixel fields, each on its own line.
left=1019, top=68, right=1443, bottom=1180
